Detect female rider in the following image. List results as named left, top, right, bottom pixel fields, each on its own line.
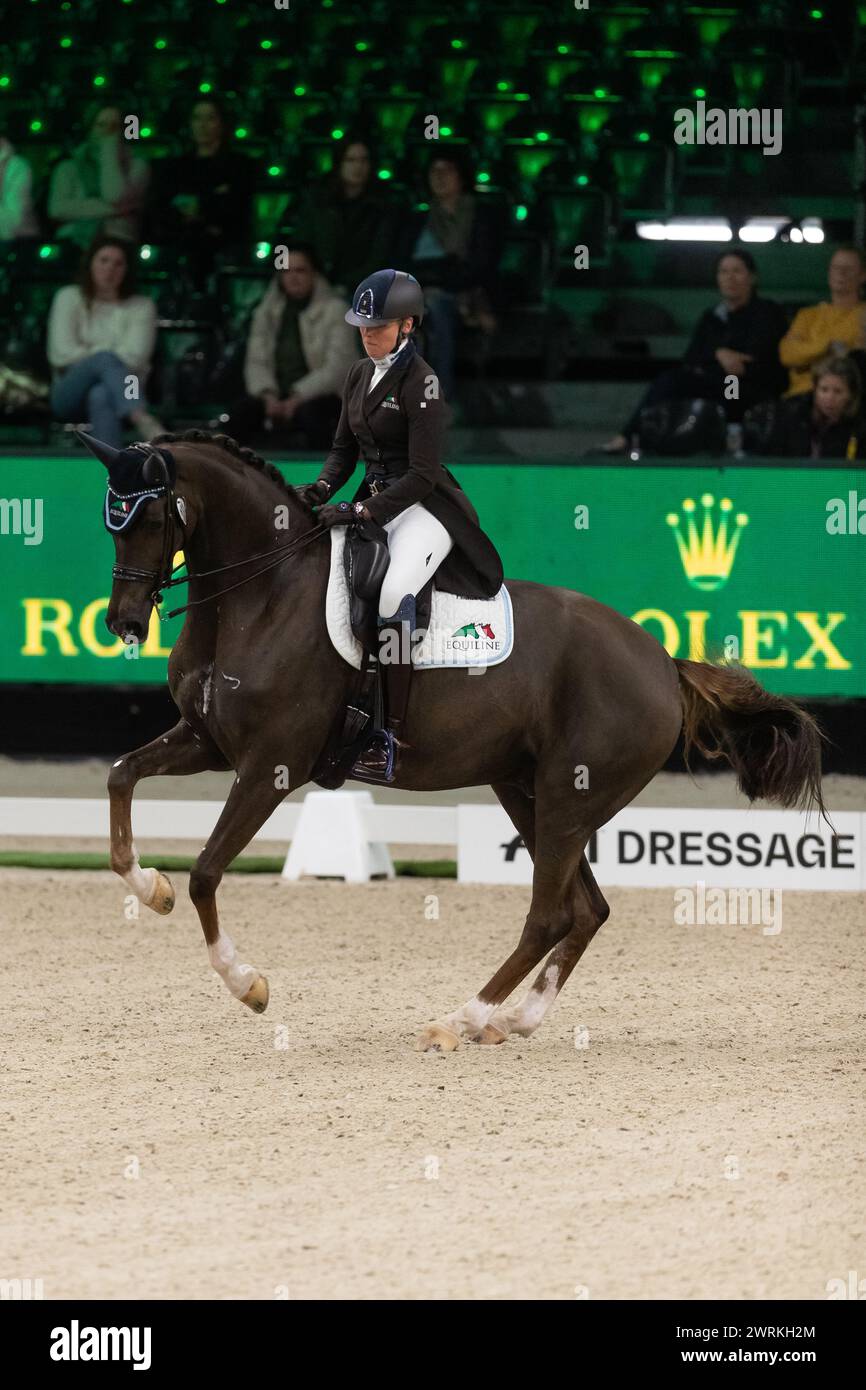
left=297, top=268, right=503, bottom=782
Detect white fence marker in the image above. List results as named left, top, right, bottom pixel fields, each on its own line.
left=281, top=790, right=394, bottom=883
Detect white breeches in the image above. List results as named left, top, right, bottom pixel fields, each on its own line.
left=379, top=502, right=454, bottom=618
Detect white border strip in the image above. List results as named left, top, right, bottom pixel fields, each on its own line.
left=0, top=798, right=863, bottom=890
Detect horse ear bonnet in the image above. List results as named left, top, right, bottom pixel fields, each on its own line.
left=103, top=443, right=177, bottom=534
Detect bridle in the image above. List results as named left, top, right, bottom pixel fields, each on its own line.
left=110, top=446, right=327, bottom=621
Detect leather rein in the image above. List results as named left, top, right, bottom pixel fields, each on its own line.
left=111, top=469, right=327, bottom=621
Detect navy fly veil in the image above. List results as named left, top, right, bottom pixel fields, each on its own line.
left=103, top=443, right=177, bottom=534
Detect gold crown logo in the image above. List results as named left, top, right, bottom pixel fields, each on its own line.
left=666, top=494, right=748, bottom=591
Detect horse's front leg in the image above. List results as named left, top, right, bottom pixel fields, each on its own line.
left=108, top=718, right=229, bottom=915
left=188, top=758, right=293, bottom=1014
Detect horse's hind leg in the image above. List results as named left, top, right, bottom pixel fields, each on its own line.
left=491, top=779, right=537, bottom=859
left=108, top=718, right=229, bottom=915
left=480, top=855, right=610, bottom=1043
left=416, top=792, right=586, bottom=1051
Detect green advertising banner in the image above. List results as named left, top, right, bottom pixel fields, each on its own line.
left=0, top=455, right=863, bottom=696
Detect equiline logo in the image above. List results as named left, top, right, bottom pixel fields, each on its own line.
left=447, top=620, right=501, bottom=652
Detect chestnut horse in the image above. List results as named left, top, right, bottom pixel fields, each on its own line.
left=85, top=430, right=825, bottom=1051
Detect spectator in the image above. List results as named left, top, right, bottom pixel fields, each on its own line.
left=149, top=96, right=255, bottom=281
left=778, top=244, right=866, bottom=396
left=0, top=133, right=39, bottom=240
left=405, top=149, right=506, bottom=402
left=47, top=235, right=163, bottom=447
left=219, top=242, right=357, bottom=449
left=48, top=105, right=149, bottom=247
left=601, top=249, right=788, bottom=453
left=744, top=356, right=866, bottom=459
left=293, top=133, right=401, bottom=296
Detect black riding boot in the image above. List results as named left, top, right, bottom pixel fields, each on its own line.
left=351, top=595, right=415, bottom=785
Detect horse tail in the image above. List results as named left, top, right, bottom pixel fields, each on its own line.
left=675, top=659, right=828, bottom=819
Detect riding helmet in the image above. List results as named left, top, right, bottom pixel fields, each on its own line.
left=344, top=268, right=425, bottom=328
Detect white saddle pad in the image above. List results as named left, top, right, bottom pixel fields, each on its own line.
left=326, top=529, right=514, bottom=670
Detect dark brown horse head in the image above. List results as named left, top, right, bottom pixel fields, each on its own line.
left=106, top=495, right=176, bottom=643
left=78, top=431, right=183, bottom=645
left=81, top=428, right=317, bottom=645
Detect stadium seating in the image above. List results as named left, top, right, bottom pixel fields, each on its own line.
left=0, top=0, right=860, bottom=442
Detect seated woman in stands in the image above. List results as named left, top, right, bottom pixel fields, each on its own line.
left=601, top=249, right=788, bottom=453
left=744, top=355, right=865, bottom=459
left=404, top=149, right=505, bottom=407
left=147, top=95, right=256, bottom=286
left=47, top=235, right=163, bottom=447
left=778, top=245, right=866, bottom=397
left=48, top=104, right=149, bottom=248
left=293, top=131, right=402, bottom=297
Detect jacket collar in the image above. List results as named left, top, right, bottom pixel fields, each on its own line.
left=362, top=336, right=416, bottom=417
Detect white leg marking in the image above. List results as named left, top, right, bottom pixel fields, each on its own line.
left=494, top=962, right=562, bottom=1038
left=442, top=995, right=496, bottom=1038
left=122, top=841, right=158, bottom=905
left=208, top=930, right=258, bottom=999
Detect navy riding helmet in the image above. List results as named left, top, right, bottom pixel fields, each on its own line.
left=345, top=268, right=425, bottom=331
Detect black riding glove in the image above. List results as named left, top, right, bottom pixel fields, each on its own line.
left=295, top=479, right=332, bottom=508
left=318, top=501, right=372, bottom=528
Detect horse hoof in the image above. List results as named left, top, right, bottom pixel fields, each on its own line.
left=241, top=975, right=269, bottom=1013
left=145, top=871, right=175, bottom=916
left=472, top=1023, right=509, bottom=1045
left=415, top=1022, right=461, bottom=1052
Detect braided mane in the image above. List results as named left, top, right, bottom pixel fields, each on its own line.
left=151, top=428, right=295, bottom=496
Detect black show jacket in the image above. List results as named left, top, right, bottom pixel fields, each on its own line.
left=316, top=338, right=503, bottom=599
